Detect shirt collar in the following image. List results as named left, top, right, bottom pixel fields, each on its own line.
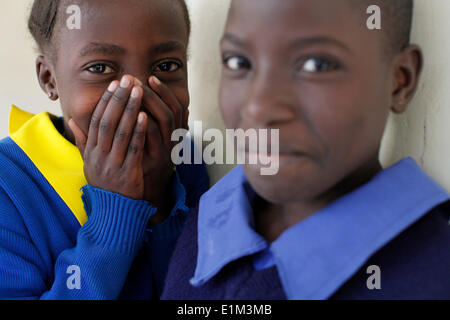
left=190, top=165, right=268, bottom=287
left=190, top=159, right=450, bottom=299
left=9, top=105, right=88, bottom=226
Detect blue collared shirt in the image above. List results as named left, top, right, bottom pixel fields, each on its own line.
left=190, top=158, right=450, bottom=300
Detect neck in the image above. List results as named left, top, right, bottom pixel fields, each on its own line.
left=62, top=121, right=76, bottom=146
left=254, top=157, right=383, bottom=242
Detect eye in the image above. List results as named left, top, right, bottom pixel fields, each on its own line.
left=155, top=61, right=182, bottom=73
left=300, top=57, right=340, bottom=73
left=87, top=64, right=115, bottom=74
left=223, top=55, right=251, bottom=71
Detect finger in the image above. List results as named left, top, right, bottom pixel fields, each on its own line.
left=111, top=85, right=143, bottom=163
left=145, top=114, right=167, bottom=162
left=134, top=78, right=143, bottom=87
left=68, top=118, right=87, bottom=157
left=141, top=85, right=175, bottom=151
left=97, top=75, right=134, bottom=154
left=149, top=76, right=184, bottom=129
left=123, top=112, right=147, bottom=169
left=87, top=80, right=118, bottom=150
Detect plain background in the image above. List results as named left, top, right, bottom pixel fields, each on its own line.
left=0, top=0, right=449, bottom=189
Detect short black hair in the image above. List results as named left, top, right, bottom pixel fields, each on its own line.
left=28, top=0, right=191, bottom=57
left=351, top=0, right=414, bottom=55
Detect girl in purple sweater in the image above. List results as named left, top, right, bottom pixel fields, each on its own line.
left=162, top=0, right=450, bottom=300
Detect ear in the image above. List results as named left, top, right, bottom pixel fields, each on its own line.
left=36, top=55, right=59, bottom=101
left=390, top=45, right=423, bottom=114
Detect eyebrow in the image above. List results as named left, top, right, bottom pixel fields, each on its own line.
left=221, top=33, right=352, bottom=54
left=289, top=36, right=352, bottom=54
left=149, top=41, right=186, bottom=56
left=221, top=33, right=244, bottom=46
left=79, top=41, right=185, bottom=58
left=79, top=42, right=126, bottom=57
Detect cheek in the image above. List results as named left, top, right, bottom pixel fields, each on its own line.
left=59, top=86, right=105, bottom=134
left=219, top=80, right=243, bottom=129
left=170, top=85, right=190, bottom=111
left=308, top=80, right=389, bottom=165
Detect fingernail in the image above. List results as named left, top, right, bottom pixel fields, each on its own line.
left=108, top=81, right=119, bottom=92
left=131, top=87, right=140, bottom=98
left=120, top=76, right=132, bottom=88
left=151, top=76, right=161, bottom=85
left=138, top=112, right=145, bottom=124
left=134, top=78, right=143, bottom=86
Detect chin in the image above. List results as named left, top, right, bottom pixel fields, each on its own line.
left=243, top=163, right=313, bottom=204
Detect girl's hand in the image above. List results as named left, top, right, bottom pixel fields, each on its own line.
left=69, top=75, right=148, bottom=200
left=134, top=76, right=187, bottom=210
left=142, top=76, right=188, bottom=151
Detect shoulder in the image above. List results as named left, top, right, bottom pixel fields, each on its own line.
left=0, top=138, right=39, bottom=224
left=0, top=137, right=19, bottom=159
left=0, top=137, right=40, bottom=193
left=0, top=137, right=31, bottom=189
left=0, top=137, right=66, bottom=231
left=0, top=136, right=33, bottom=171
left=0, top=174, right=31, bottom=247
left=372, top=200, right=450, bottom=270
left=332, top=201, right=450, bottom=299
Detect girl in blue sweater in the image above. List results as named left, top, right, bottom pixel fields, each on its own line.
left=0, top=0, right=208, bottom=299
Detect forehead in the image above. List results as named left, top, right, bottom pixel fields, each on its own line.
left=226, top=0, right=377, bottom=52
left=58, top=0, right=188, bottom=49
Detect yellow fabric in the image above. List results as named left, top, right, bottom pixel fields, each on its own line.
left=9, top=105, right=88, bottom=226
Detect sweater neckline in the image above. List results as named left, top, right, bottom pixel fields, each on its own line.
left=9, top=105, right=88, bottom=226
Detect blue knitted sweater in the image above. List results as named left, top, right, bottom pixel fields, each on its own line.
left=162, top=202, right=450, bottom=300
left=0, top=107, right=209, bottom=300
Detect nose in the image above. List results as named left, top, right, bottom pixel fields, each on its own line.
left=241, top=70, right=296, bottom=128
left=118, top=73, right=147, bottom=88
left=132, top=74, right=147, bottom=87
left=120, top=62, right=150, bottom=87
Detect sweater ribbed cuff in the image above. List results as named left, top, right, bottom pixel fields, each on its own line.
left=80, top=185, right=157, bottom=256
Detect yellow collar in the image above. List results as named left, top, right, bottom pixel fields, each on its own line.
left=9, top=105, right=87, bottom=226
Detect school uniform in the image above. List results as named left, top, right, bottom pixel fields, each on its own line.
left=0, top=106, right=209, bottom=300
left=162, top=159, right=450, bottom=300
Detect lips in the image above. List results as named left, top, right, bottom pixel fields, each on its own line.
left=236, top=125, right=310, bottom=157
left=241, top=145, right=308, bottom=157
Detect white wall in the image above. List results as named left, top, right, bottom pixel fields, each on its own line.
left=380, top=0, right=450, bottom=191
left=0, top=1, right=62, bottom=128
left=0, top=0, right=449, bottom=189
left=184, top=0, right=234, bottom=185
